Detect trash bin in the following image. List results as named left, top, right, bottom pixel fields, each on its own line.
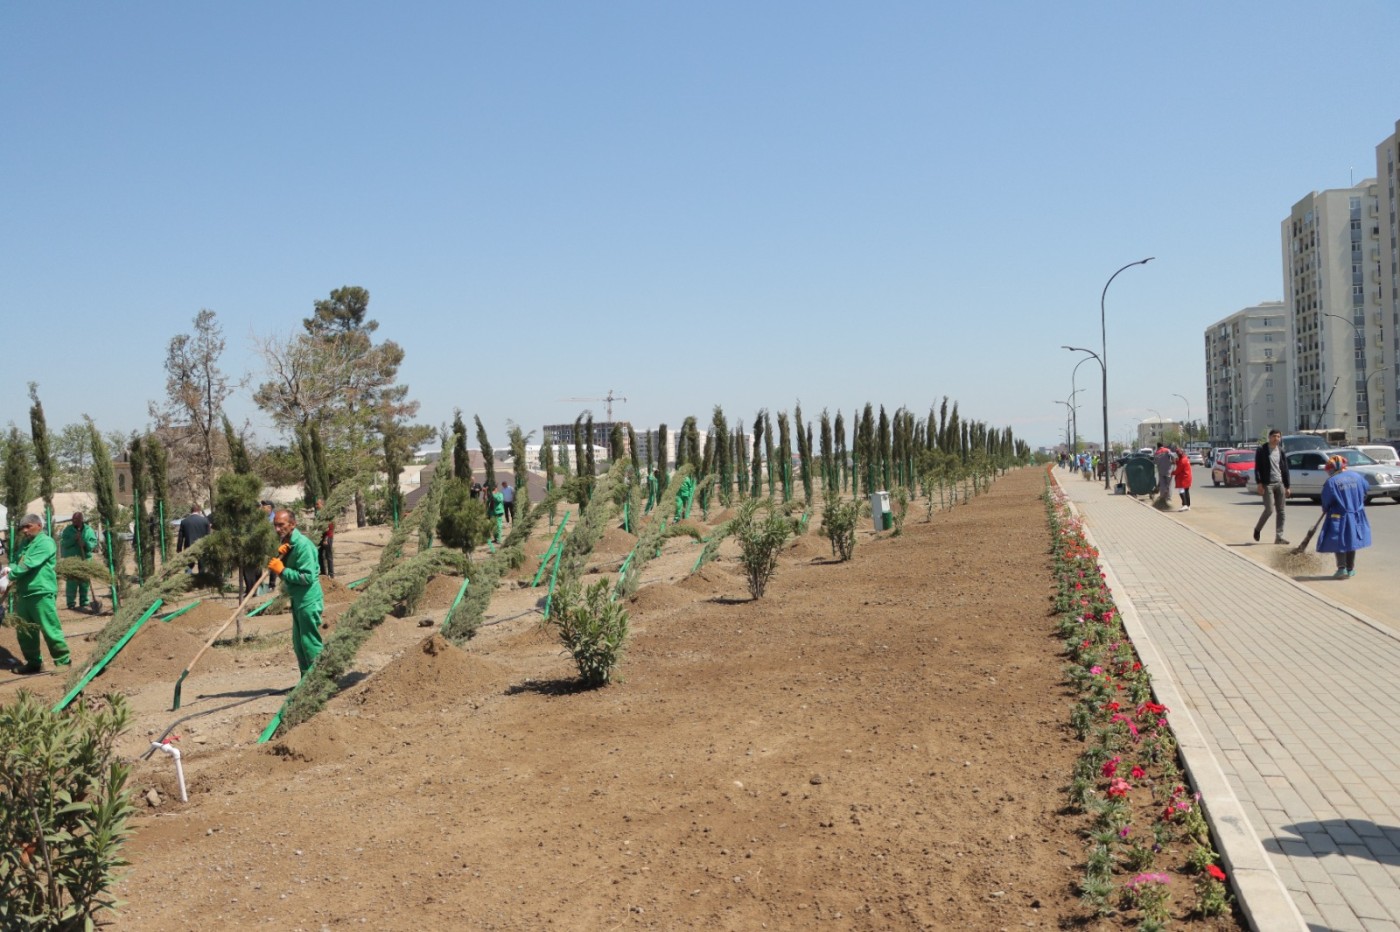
left=1123, top=455, right=1156, bottom=497
left=870, top=491, right=891, bottom=531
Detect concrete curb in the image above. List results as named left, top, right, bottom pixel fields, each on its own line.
left=1060, top=489, right=1308, bottom=931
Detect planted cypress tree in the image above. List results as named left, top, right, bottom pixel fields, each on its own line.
left=145, top=433, right=171, bottom=561
left=540, top=434, right=555, bottom=490
left=4, top=427, right=32, bottom=543
left=222, top=415, right=252, bottom=475
left=27, top=383, right=53, bottom=528
left=763, top=412, right=775, bottom=496
left=609, top=422, right=625, bottom=462
left=309, top=423, right=331, bottom=510
left=437, top=478, right=492, bottom=556
left=128, top=435, right=155, bottom=580
left=296, top=425, right=320, bottom=507
left=834, top=410, right=847, bottom=493
left=584, top=416, right=596, bottom=486
left=452, top=411, right=471, bottom=481
left=203, top=471, right=278, bottom=600
left=819, top=410, right=833, bottom=496
left=803, top=423, right=815, bottom=504
left=794, top=403, right=812, bottom=504
left=627, top=424, right=640, bottom=475
left=572, top=416, right=586, bottom=484
left=86, top=418, right=124, bottom=605
left=509, top=422, right=531, bottom=521
left=711, top=406, right=730, bottom=504
left=877, top=406, right=892, bottom=491
left=656, top=423, right=669, bottom=492
left=751, top=412, right=764, bottom=499
left=474, top=414, right=496, bottom=489
left=776, top=411, right=792, bottom=502
left=685, top=418, right=701, bottom=474
left=382, top=415, right=407, bottom=524
left=733, top=426, right=748, bottom=499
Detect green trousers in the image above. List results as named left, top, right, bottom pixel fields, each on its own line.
left=65, top=576, right=92, bottom=609
left=16, top=593, right=70, bottom=668
left=291, top=599, right=324, bottom=675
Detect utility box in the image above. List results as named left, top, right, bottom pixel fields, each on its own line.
left=870, top=491, right=892, bottom=531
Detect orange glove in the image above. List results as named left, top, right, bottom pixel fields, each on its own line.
left=268, top=558, right=285, bottom=574
left=278, top=543, right=290, bottom=556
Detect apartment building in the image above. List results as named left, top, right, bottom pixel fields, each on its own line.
left=1204, top=302, right=1291, bottom=444
left=1282, top=181, right=1384, bottom=438
left=1377, top=121, right=1400, bottom=438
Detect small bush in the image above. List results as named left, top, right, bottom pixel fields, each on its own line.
left=732, top=499, right=793, bottom=599
left=1, top=691, right=135, bottom=929
left=820, top=496, right=859, bottom=562
left=547, top=579, right=629, bottom=687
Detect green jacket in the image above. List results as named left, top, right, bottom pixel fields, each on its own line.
left=491, top=491, right=505, bottom=517
left=59, top=522, right=98, bottom=559
left=12, top=533, right=58, bottom=598
left=278, top=528, right=323, bottom=608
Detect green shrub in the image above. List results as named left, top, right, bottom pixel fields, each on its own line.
left=1, top=691, right=135, bottom=929
left=732, top=499, right=793, bottom=599
left=547, top=579, right=629, bottom=687
left=820, top=496, right=860, bottom=562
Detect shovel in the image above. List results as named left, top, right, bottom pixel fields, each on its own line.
left=171, top=570, right=270, bottom=711
left=1290, top=514, right=1325, bottom=556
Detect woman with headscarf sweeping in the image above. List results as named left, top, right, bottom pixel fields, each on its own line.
left=1317, top=454, right=1371, bottom=579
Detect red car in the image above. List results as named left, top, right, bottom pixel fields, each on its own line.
left=1211, top=449, right=1255, bottom=487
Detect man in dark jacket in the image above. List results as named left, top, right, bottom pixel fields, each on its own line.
left=1253, top=429, right=1291, bottom=544
left=177, top=506, right=212, bottom=573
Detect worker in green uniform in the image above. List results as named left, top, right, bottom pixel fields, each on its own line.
left=10, top=513, right=70, bottom=674
left=675, top=474, right=695, bottom=521
left=268, top=509, right=324, bottom=676
left=489, top=483, right=506, bottom=543
left=59, top=511, right=101, bottom=613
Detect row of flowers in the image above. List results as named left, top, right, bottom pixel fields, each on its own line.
left=1046, top=476, right=1234, bottom=930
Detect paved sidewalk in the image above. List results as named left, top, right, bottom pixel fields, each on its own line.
left=1057, top=472, right=1400, bottom=932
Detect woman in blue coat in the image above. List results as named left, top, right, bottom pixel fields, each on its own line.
left=1317, top=455, right=1371, bottom=579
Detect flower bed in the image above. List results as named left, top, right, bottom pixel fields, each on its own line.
left=1046, top=476, right=1242, bottom=930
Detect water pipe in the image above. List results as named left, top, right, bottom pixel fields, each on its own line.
left=149, top=739, right=187, bottom=802
left=441, top=577, right=470, bottom=631
left=531, top=511, right=571, bottom=587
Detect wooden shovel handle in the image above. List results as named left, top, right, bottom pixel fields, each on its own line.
left=182, top=570, right=271, bottom=675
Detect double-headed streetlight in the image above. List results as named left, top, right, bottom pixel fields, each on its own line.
left=1099, top=258, right=1156, bottom=488
left=1172, top=393, right=1191, bottom=443
left=1068, top=358, right=1094, bottom=453
left=1063, top=346, right=1102, bottom=459
left=1055, top=398, right=1076, bottom=456
left=1324, top=312, right=1369, bottom=439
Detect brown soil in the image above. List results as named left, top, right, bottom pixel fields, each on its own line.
left=0, top=469, right=1241, bottom=929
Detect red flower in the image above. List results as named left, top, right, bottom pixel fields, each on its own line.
left=1131, top=766, right=1145, bottom=779
left=1207, top=864, right=1227, bottom=881
left=1102, top=757, right=1119, bottom=778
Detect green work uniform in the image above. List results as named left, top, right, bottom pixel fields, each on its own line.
left=59, top=522, right=99, bottom=609
left=675, top=475, right=695, bottom=520
left=491, top=490, right=505, bottom=542
left=10, top=533, right=70, bottom=669
left=278, top=528, right=324, bottom=675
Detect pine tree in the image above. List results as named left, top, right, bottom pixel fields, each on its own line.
left=87, top=418, right=123, bottom=606
left=819, top=410, right=833, bottom=496
left=452, top=411, right=471, bottom=481
left=834, top=410, right=847, bottom=493
left=508, top=422, right=532, bottom=521
left=128, top=435, right=154, bottom=580
left=474, top=415, right=496, bottom=489
left=877, top=406, right=891, bottom=491
left=751, top=412, right=764, bottom=499
left=4, top=427, right=31, bottom=536
left=776, top=412, right=792, bottom=502
left=763, top=412, right=775, bottom=497
left=540, top=435, right=556, bottom=490
left=794, top=403, right=812, bottom=504
left=223, top=415, right=253, bottom=475
left=656, top=423, right=669, bottom=491
left=145, top=434, right=172, bottom=562
left=711, top=406, right=730, bottom=504
left=27, top=383, right=53, bottom=528
left=609, top=423, right=625, bottom=462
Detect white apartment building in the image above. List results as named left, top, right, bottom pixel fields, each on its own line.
left=1377, top=121, right=1400, bottom=439
left=1282, top=181, right=1385, bottom=438
left=1135, top=418, right=1180, bottom=450
left=1203, top=302, right=1291, bottom=444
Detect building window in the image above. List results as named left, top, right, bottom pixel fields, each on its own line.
left=1264, top=349, right=1273, bottom=358
left=118, top=474, right=126, bottom=493
left=1265, top=364, right=1273, bottom=372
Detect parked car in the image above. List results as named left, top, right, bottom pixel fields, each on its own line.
left=1285, top=447, right=1400, bottom=502
left=1186, top=450, right=1206, bottom=466
left=1353, top=443, right=1400, bottom=466
left=1280, top=434, right=1331, bottom=455
left=1211, top=449, right=1256, bottom=487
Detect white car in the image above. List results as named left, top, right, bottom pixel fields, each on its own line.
left=1285, top=448, right=1400, bottom=502
left=1352, top=444, right=1400, bottom=467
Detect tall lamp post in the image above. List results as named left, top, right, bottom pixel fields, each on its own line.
left=1100, top=257, right=1155, bottom=488
left=1324, top=312, right=1369, bottom=439
left=1064, top=345, right=1103, bottom=458
left=1055, top=399, right=1075, bottom=457
left=1172, top=393, right=1192, bottom=444
left=1069, top=357, right=1094, bottom=455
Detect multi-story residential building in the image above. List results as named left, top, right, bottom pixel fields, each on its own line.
left=1204, top=302, right=1291, bottom=444
left=1282, top=181, right=1384, bottom=439
left=1376, top=121, right=1400, bottom=439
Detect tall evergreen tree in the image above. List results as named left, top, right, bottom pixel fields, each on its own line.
left=382, top=414, right=408, bottom=523
left=145, top=433, right=172, bottom=561
left=223, top=415, right=253, bottom=475
left=877, top=406, right=892, bottom=491
left=4, top=427, right=31, bottom=538
left=310, top=422, right=331, bottom=506
left=474, top=415, right=496, bottom=489
left=572, top=416, right=587, bottom=481
left=27, top=383, right=53, bottom=527
left=87, top=418, right=123, bottom=605
left=711, top=406, right=730, bottom=504
left=794, top=403, right=812, bottom=504
left=776, top=411, right=793, bottom=502
left=296, top=425, right=320, bottom=507
left=858, top=404, right=876, bottom=494
left=763, top=412, right=776, bottom=497
left=584, top=415, right=597, bottom=488
left=452, top=411, right=471, bottom=481
left=834, top=410, right=847, bottom=493
left=508, top=422, right=532, bottom=521
left=656, top=423, right=669, bottom=491
left=609, top=423, right=625, bottom=462
left=540, top=434, right=556, bottom=490
left=751, top=412, right=764, bottom=499
left=819, top=410, right=833, bottom=495
left=128, top=435, right=154, bottom=579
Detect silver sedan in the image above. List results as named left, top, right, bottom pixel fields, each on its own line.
left=1285, top=447, right=1400, bottom=502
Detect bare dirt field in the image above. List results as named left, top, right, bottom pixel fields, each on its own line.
left=1, top=469, right=1241, bottom=929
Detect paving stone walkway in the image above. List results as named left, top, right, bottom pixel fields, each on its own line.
left=1058, top=472, right=1400, bottom=932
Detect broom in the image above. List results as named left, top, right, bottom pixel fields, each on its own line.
left=1290, top=513, right=1325, bottom=555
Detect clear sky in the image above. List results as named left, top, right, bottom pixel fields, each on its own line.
left=4, top=2, right=1399, bottom=453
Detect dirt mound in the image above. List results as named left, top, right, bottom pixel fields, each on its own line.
left=785, top=533, right=831, bottom=561
left=626, top=579, right=696, bottom=614
left=343, top=634, right=513, bottom=715
left=421, top=572, right=467, bottom=608
left=673, top=564, right=735, bottom=600
left=95, top=621, right=206, bottom=692
left=594, top=526, right=638, bottom=559
left=320, top=575, right=355, bottom=605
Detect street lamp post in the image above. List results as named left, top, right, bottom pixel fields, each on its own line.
left=1100, top=258, right=1155, bottom=489
left=1147, top=408, right=1163, bottom=445
left=1054, top=400, right=1075, bottom=457
left=1064, top=345, right=1103, bottom=459
left=1172, top=393, right=1191, bottom=444
left=1324, top=312, right=1369, bottom=439
left=1069, top=356, right=1094, bottom=455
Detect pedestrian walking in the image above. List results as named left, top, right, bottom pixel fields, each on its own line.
left=489, top=483, right=505, bottom=542
left=1317, top=454, right=1370, bottom=578
left=1173, top=447, right=1193, bottom=511
left=58, top=511, right=101, bottom=612
left=1253, top=429, right=1291, bottom=544
left=9, top=513, right=70, bottom=674
left=501, top=482, right=515, bottom=523
left=1154, top=442, right=1174, bottom=502
left=315, top=499, right=335, bottom=578
left=268, top=509, right=324, bottom=675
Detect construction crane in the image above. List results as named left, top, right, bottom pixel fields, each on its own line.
left=559, top=389, right=628, bottom=422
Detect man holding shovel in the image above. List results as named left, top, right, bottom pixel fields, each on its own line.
left=268, top=509, right=324, bottom=676
left=10, top=513, right=70, bottom=674
left=59, top=512, right=102, bottom=613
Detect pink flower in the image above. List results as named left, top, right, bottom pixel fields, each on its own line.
left=1107, top=778, right=1131, bottom=798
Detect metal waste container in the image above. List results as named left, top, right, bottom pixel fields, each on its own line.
left=870, top=491, right=892, bottom=531
left=1123, top=454, right=1157, bottom=497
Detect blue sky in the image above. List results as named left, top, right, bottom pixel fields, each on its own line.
left=4, top=2, right=1399, bottom=452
